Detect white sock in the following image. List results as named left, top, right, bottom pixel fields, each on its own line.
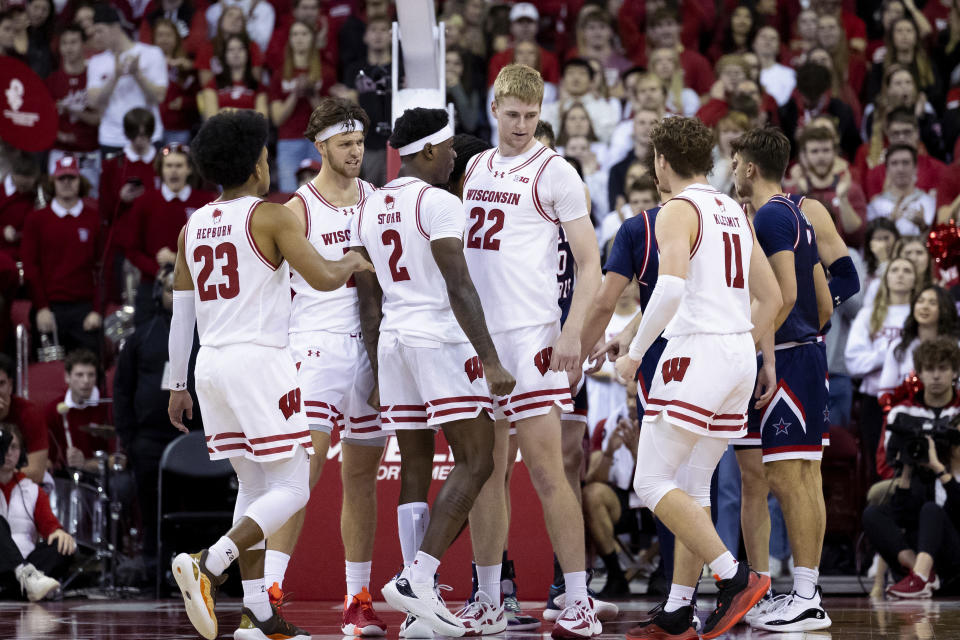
left=664, top=583, right=696, bottom=612
left=711, top=551, right=738, bottom=581
left=264, top=550, right=290, bottom=591
left=346, top=560, right=372, bottom=599
left=914, top=567, right=930, bottom=582
left=476, top=564, right=501, bottom=603
left=758, top=571, right=771, bottom=578
left=793, top=566, right=818, bottom=599
left=398, top=502, right=430, bottom=568
left=242, top=579, right=272, bottom=622
left=564, top=571, right=588, bottom=602
left=205, top=536, right=239, bottom=576
left=410, top=551, right=440, bottom=584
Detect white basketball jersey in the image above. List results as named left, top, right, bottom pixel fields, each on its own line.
left=289, top=178, right=376, bottom=335
left=461, top=141, right=589, bottom=333
left=184, top=196, right=291, bottom=348
left=663, top=184, right=754, bottom=338
left=350, top=177, right=468, bottom=345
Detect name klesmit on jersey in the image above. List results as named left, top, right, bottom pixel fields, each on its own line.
left=464, top=188, right=521, bottom=205
left=714, top=213, right=742, bottom=228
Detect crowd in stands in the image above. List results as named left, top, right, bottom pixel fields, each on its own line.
left=2, top=0, right=960, bottom=601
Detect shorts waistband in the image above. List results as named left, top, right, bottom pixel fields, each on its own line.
left=774, top=335, right=824, bottom=351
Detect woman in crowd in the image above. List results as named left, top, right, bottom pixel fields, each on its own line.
left=862, top=65, right=945, bottom=164
left=709, top=3, right=758, bottom=63
left=866, top=16, right=939, bottom=112
left=878, top=285, right=960, bottom=397
left=818, top=12, right=868, bottom=98
left=789, top=8, right=821, bottom=66
left=195, top=5, right=262, bottom=88
left=895, top=236, right=935, bottom=293
left=563, top=135, right=609, bottom=220
left=198, top=33, right=268, bottom=120
left=556, top=103, right=607, bottom=166
left=445, top=47, right=487, bottom=140
left=24, top=0, right=54, bottom=77
left=709, top=112, right=751, bottom=197
left=152, top=18, right=198, bottom=144
left=271, top=20, right=330, bottom=193
left=847, top=257, right=918, bottom=476
left=649, top=47, right=699, bottom=117
left=863, top=218, right=901, bottom=307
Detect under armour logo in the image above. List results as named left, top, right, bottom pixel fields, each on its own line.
left=493, top=170, right=506, bottom=178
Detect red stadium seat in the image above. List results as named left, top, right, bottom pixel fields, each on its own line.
left=26, top=360, right=67, bottom=411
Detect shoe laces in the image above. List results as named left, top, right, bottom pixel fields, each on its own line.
left=455, top=600, right=485, bottom=619
left=434, top=582, right=453, bottom=607
left=269, top=584, right=294, bottom=610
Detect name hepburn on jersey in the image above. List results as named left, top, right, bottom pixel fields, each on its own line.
left=714, top=213, right=742, bottom=228
left=465, top=189, right=522, bottom=205
left=196, top=224, right=233, bottom=239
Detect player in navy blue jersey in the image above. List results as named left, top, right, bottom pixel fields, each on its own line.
left=730, top=127, right=859, bottom=633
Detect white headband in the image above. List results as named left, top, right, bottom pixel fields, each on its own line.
left=315, top=120, right=365, bottom=142
left=396, top=124, right=455, bottom=155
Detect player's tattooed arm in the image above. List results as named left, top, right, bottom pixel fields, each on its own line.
left=430, top=238, right=516, bottom=397
left=352, top=246, right=382, bottom=380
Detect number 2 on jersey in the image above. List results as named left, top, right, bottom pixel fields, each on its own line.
left=194, top=243, right=240, bottom=301
left=467, top=207, right=504, bottom=250
left=381, top=229, right=411, bottom=282
left=722, top=231, right=744, bottom=289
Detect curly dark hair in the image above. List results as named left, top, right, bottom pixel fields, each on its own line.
left=894, top=286, right=960, bottom=361
left=449, top=134, right=492, bottom=188
left=535, top=120, right=556, bottom=149
left=389, top=108, right=449, bottom=155
left=650, top=116, right=714, bottom=179
left=913, top=335, right=960, bottom=374
left=64, top=349, right=98, bottom=374
left=730, top=127, right=791, bottom=182
left=191, top=110, right=269, bottom=188
left=303, top=97, right=371, bottom=143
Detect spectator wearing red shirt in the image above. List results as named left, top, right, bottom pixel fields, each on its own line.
left=152, top=17, right=200, bottom=144
left=136, top=0, right=209, bottom=56
left=855, top=107, right=945, bottom=200
left=784, top=126, right=867, bottom=249
left=486, top=3, right=560, bottom=87
left=814, top=0, right=867, bottom=52
left=0, top=355, right=47, bottom=484
left=264, top=0, right=327, bottom=74
left=46, top=24, right=101, bottom=197
left=0, top=424, right=76, bottom=599
left=21, top=157, right=102, bottom=358
left=194, top=5, right=263, bottom=88
left=630, top=8, right=714, bottom=96
left=44, top=349, right=112, bottom=471
left=270, top=20, right=330, bottom=193
left=127, top=144, right=215, bottom=322
left=618, top=0, right=712, bottom=62
left=198, top=33, right=268, bottom=119
left=0, top=154, right=40, bottom=262
left=568, top=7, right=633, bottom=92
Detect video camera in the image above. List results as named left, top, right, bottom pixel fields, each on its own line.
left=888, top=411, right=960, bottom=466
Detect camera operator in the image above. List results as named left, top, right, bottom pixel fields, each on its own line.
left=863, top=336, right=960, bottom=598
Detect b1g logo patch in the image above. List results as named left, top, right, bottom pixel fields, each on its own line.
left=533, top=347, right=553, bottom=376
left=464, top=356, right=484, bottom=383
left=661, top=357, right=691, bottom=384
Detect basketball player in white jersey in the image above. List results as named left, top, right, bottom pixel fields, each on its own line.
left=166, top=110, right=373, bottom=640
left=259, top=98, right=388, bottom=636
left=351, top=107, right=516, bottom=638
left=460, top=64, right=604, bottom=639
left=612, top=116, right=781, bottom=640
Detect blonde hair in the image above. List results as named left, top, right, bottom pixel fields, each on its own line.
left=493, top=63, right=544, bottom=106
left=283, top=20, right=323, bottom=83
left=870, top=257, right=916, bottom=335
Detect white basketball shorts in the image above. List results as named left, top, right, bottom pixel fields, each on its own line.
left=195, top=343, right=313, bottom=462
left=289, top=330, right=386, bottom=442
left=642, top=332, right=756, bottom=439
left=492, top=322, right=573, bottom=424
left=377, top=332, right=494, bottom=430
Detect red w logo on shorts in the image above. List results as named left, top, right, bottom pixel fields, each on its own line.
left=278, top=388, right=302, bottom=420
left=534, top=347, right=553, bottom=376
left=661, top=357, right=691, bottom=383
left=465, top=356, right=484, bottom=382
